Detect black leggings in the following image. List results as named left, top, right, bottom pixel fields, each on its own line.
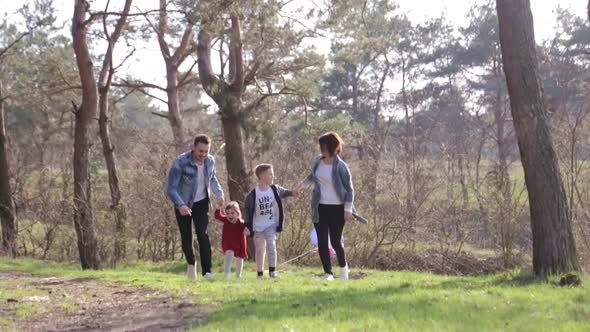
left=174, top=198, right=212, bottom=275
left=315, top=204, right=347, bottom=275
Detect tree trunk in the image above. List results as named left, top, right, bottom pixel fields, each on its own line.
left=156, top=0, right=193, bottom=153
left=220, top=104, right=250, bottom=205
left=98, top=90, right=127, bottom=265
left=72, top=0, right=100, bottom=270
left=496, top=0, right=580, bottom=276
left=0, top=84, right=16, bottom=257
left=401, top=59, right=416, bottom=248
left=197, top=16, right=253, bottom=257
left=165, top=65, right=185, bottom=153
left=458, top=155, right=469, bottom=210
left=97, top=0, right=132, bottom=266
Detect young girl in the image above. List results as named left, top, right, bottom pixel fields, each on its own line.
left=214, top=201, right=248, bottom=278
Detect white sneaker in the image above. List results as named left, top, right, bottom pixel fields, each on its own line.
left=204, top=272, right=212, bottom=280
left=325, top=274, right=334, bottom=281
left=224, top=272, right=231, bottom=279
left=340, top=266, right=349, bottom=280
left=270, top=271, right=279, bottom=278
left=186, top=264, right=196, bottom=280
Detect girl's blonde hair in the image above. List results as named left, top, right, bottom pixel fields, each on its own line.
left=225, top=201, right=242, bottom=217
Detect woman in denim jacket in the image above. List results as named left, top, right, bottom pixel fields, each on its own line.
left=297, top=132, right=354, bottom=281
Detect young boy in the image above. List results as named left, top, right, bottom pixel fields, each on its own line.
left=244, top=164, right=296, bottom=278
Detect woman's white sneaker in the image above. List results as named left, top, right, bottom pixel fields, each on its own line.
left=340, top=266, right=349, bottom=280
left=186, top=264, right=196, bottom=280
left=325, top=274, right=334, bottom=281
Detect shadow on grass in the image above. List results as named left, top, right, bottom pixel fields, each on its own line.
left=423, top=273, right=545, bottom=291
left=126, top=258, right=230, bottom=274
left=203, top=281, right=534, bottom=330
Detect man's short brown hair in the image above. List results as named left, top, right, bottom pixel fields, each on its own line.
left=194, top=134, right=211, bottom=146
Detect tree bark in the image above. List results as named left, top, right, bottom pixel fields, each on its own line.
left=401, top=59, right=417, bottom=248
left=197, top=17, right=249, bottom=203
left=97, top=0, right=132, bottom=266
left=72, top=0, right=100, bottom=270
left=197, top=15, right=252, bottom=256
left=496, top=0, right=580, bottom=276
left=156, top=0, right=194, bottom=153
left=0, top=83, right=17, bottom=257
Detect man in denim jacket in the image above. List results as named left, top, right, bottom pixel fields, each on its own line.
left=167, top=134, right=224, bottom=280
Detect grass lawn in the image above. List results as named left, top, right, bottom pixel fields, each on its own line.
left=0, top=258, right=588, bottom=331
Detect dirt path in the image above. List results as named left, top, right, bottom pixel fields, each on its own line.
left=0, top=271, right=205, bottom=331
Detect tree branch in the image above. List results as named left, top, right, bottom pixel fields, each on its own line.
left=228, top=14, right=244, bottom=92
left=0, top=32, right=30, bottom=59
left=171, top=21, right=195, bottom=64
left=155, top=0, right=171, bottom=59
left=244, top=82, right=298, bottom=115
left=113, top=79, right=166, bottom=91
left=132, top=88, right=168, bottom=105
left=98, top=0, right=133, bottom=91
left=177, top=60, right=199, bottom=88
left=197, top=27, right=226, bottom=100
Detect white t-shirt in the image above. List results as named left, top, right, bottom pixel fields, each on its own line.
left=316, top=162, right=343, bottom=205
left=193, top=164, right=208, bottom=203
left=253, top=186, right=278, bottom=232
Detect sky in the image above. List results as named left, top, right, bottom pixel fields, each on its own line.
left=2, top=0, right=587, bottom=108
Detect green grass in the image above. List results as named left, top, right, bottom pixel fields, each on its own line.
left=0, top=276, right=48, bottom=322
left=0, top=258, right=588, bottom=331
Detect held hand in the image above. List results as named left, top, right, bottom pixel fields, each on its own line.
left=243, top=228, right=251, bottom=236
left=217, top=196, right=225, bottom=208
left=179, top=205, right=192, bottom=216
left=294, top=183, right=304, bottom=196
left=344, top=211, right=353, bottom=223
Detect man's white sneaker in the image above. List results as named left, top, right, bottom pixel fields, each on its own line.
left=204, top=272, right=213, bottom=280
left=270, top=271, right=279, bottom=278
left=340, top=266, right=349, bottom=280
left=186, top=264, right=196, bottom=280
left=325, top=274, right=334, bottom=281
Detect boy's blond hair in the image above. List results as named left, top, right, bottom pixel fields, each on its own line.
left=254, top=163, right=273, bottom=179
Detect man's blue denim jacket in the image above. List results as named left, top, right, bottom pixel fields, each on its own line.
left=166, top=151, right=224, bottom=207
